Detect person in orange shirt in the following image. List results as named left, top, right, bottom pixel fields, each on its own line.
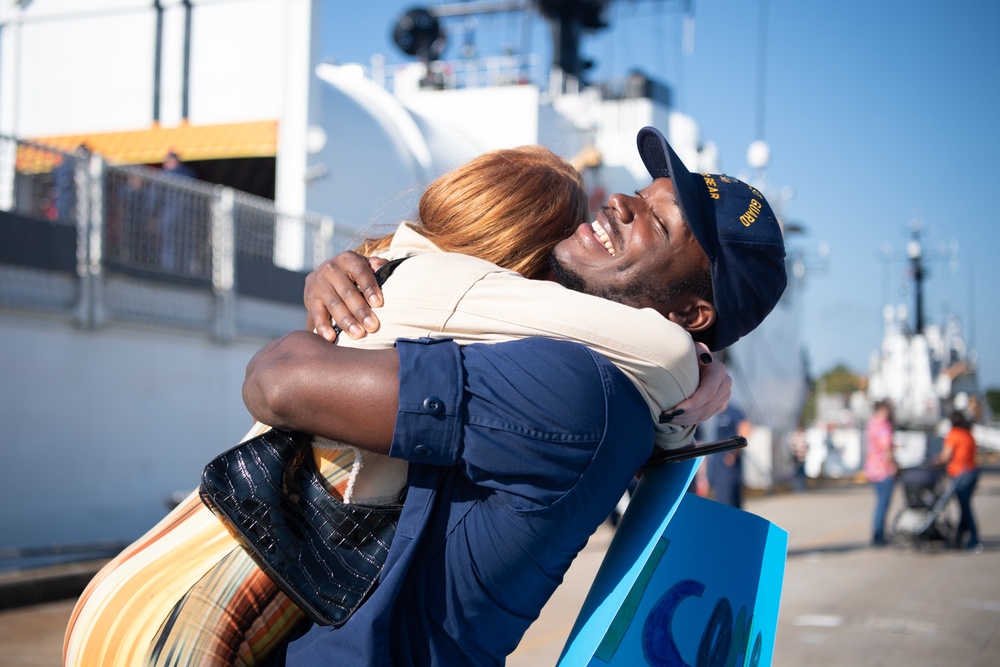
left=937, top=411, right=982, bottom=551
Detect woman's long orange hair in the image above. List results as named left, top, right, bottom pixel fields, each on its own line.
left=356, top=145, right=589, bottom=279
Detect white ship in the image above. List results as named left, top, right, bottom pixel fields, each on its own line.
left=805, top=221, right=998, bottom=480
left=0, top=0, right=807, bottom=567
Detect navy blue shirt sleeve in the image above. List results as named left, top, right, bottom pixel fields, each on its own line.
left=391, top=336, right=465, bottom=466
left=392, top=336, right=655, bottom=516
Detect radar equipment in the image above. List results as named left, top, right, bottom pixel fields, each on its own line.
left=393, top=1, right=621, bottom=87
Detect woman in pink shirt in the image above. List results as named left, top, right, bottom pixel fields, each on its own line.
left=864, top=400, right=897, bottom=546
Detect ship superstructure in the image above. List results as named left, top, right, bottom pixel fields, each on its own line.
left=0, top=0, right=808, bottom=564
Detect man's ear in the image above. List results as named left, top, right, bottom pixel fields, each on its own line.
left=666, top=298, right=716, bottom=334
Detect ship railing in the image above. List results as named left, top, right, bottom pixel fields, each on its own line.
left=0, top=134, right=334, bottom=341
left=373, top=52, right=544, bottom=91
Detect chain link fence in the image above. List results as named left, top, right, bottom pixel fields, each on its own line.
left=0, top=135, right=333, bottom=341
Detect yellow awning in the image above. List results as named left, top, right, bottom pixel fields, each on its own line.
left=20, top=120, right=279, bottom=172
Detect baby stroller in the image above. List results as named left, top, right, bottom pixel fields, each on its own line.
left=890, top=466, right=958, bottom=549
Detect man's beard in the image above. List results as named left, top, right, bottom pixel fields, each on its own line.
left=547, top=254, right=714, bottom=314
left=548, top=254, right=667, bottom=311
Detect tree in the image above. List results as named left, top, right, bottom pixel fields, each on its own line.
left=822, top=365, right=864, bottom=395
left=801, top=364, right=864, bottom=425
left=986, top=388, right=1000, bottom=419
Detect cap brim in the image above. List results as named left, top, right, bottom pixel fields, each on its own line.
left=636, top=127, right=713, bottom=260
left=637, top=127, right=787, bottom=351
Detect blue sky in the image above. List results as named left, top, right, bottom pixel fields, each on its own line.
left=319, top=0, right=1000, bottom=391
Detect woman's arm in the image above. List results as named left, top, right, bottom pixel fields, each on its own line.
left=662, top=342, right=731, bottom=427
left=243, top=330, right=399, bottom=454
left=303, top=251, right=733, bottom=431
left=934, top=434, right=955, bottom=466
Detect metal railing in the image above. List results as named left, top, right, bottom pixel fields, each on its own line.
left=371, top=52, right=545, bottom=92
left=0, top=135, right=333, bottom=341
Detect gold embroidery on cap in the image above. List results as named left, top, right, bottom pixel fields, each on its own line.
left=740, top=199, right=762, bottom=227
left=702, top=175, right=720, bottom=199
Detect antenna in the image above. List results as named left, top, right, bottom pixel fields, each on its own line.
left=878, top=219, right=956, bottom=337
left=754, top=0, right=769, bottom=142
left=968, top=253, right=975, bottom=350
left=906, top=219, right=926, bottom=334
left=536, top=0, right=611, bottom=84
left=746, top=0, right=770, bottom=188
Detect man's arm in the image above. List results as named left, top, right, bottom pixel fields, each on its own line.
left=242, top=330, right=399, bottom=454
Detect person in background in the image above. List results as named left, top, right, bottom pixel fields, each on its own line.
left=936, top=410, right=982, bottom=551
left=699, top=401, right=752, bottom=508
left=154, top=150, right=196, bottom=272
left=967, top=394, right=986, bottom=424
left=49, top=144, right=92, bottom=222
left=788, top=424, right=809, bottom=492
left=864, top=400, right=897, bottom=547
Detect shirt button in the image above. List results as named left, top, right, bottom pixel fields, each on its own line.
left=422, top=396, right=443, bottom=414
left=414, top=445, right=431, bottom=457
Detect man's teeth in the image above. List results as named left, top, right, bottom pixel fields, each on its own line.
left=591, top=221, right=615, bottom=255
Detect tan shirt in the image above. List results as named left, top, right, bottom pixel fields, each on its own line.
left=317, top=222, right=699, bottom=502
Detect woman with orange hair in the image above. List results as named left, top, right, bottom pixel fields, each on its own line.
left=355, top=144, right=588, bottom=280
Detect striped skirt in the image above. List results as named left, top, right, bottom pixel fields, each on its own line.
left=62, top=427, right=402, bottom=667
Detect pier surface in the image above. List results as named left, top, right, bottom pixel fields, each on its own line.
left=3, top=470, right=999, bottom=667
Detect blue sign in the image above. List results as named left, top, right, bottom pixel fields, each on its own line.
left=558, top=460, right=788, bottom=666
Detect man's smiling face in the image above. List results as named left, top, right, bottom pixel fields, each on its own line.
left=549, top=178, right=713, bottom=320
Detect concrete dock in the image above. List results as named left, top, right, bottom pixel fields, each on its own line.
left=3, top=469, right=998, bottom=666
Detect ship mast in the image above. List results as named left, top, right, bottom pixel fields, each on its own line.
left=395, top=1, right=661, bottom=88
left=535, top=0, right=611, bottom=84
left=906, top=220, right=926, bottom=335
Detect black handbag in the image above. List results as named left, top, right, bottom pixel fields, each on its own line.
left=200, top=428, right=402, bottom=627
left=199, top=257, right=410, bottom=627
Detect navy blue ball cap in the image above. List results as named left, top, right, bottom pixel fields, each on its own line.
left=637, top=126, right=787, bottom=350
